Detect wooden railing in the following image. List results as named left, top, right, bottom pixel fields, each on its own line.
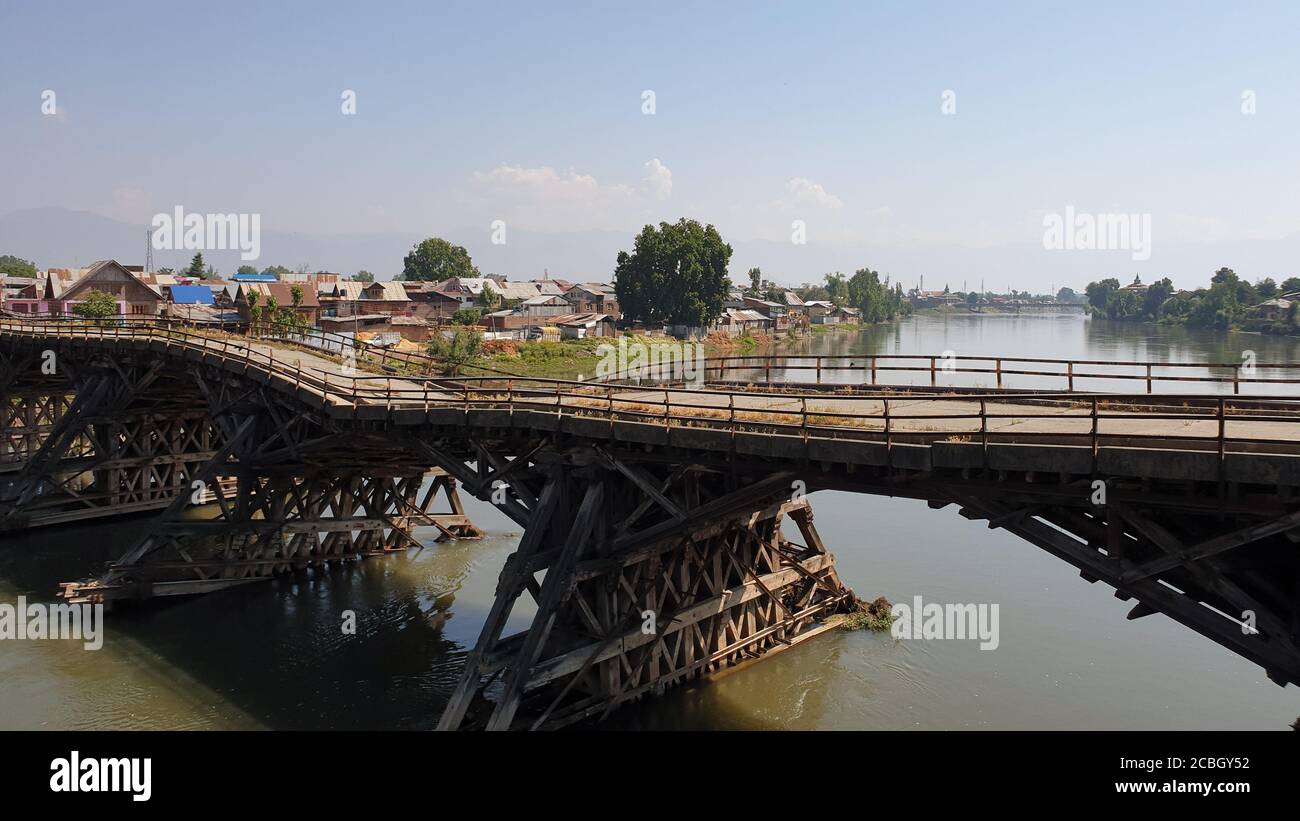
left=693, top=353, right=1300, bottom=394
left=5, top=318, right=1300, bottom=463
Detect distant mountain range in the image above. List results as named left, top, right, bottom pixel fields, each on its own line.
left=2, top=206, right=1296, bottom=291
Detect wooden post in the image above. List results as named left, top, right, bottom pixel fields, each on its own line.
left=1091, top=396, right=1099, bottom=459
left=883, top=398, right=891, bottom=452
left=980, top=398, right=988, bottom=464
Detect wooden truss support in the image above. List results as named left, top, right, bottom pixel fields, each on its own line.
left=437, top=447, right=855, bottom=731
left=0, top=359, right=221, bottom=530
left=59, top=461, right=481, bottom=603
left=953, top=493, right=1300, bottom=687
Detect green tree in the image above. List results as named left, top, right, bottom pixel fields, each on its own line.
left=71, top=289, right=119, bottom=319
left=261, top=265, right=291, bottom=278
left=846, top=267, right=904, bottom=323
left=236, top=265, right=259, bottom=275
left=613, top=219, right=733, bottom=327
left=746, top=267, right=762, bottom=296
left=1256, top=278, right=1278, bottom=299
left=1281, top=277, right=1300, bottom=295
left=426, top=329, right=483, bottom=375
left=477, top=281, right=501, bottom=309
left=353, top=270, right=375, bottom=283
left=1186, top=268, right=1246, bottom=329
left=1056, top=287, right=1077, bottom=303
left=186, top=253, right=205, bottom=278
left=823, top=272, right=848, bottom=305
left=451, top=307, right=483, bottom=325
left=1085, top=278, right=1120, bottom=314
left=1141, top=277, right=1174, bottom=319
left=247, top=291, right=262, bottom=324
left=0, top=254, right=39, bottom=278
left=402, top=237, right=479, bottom=282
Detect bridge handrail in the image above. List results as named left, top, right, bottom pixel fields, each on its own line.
left=692, top=352, right=1300, bottom=394
left=7, top=318, right=1300, bottom=461
left=11, top=313, right=1300, bottom=394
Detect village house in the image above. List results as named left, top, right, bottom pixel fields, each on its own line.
left=520, top=294, right=572, bottom=318
left=320, top=280, right=411, bottom=318
left=401, top=282, right=463, bottom=320
left=563, top=282, right=619, bottom=316
left=713, top=308, right=774, bottom=336
left=1252, top=298, right=1294, bottom=321
left=553, top=313, right=615, bottom=339
left=234, top=281, right=320, bottom=326
left=319, top=313, right=430, bottom=343
left=55, top=260, right=163, bottom=317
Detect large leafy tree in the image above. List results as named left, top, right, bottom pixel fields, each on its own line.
left=402, top=237, right=479, bottom=282
left=823, top=272, right=847, bottom=305
left=0, top=254, right=38, bottom=278
left=614, top=219, right=733, bottom=327
left=1085, top=278, right=1120, bottom=313
left=846, top=267, right=905, bottom=322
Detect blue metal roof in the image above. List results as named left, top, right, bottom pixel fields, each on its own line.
left=170, top=285, right=215, bottom=304
left=231, top=273, right=278, bottom=282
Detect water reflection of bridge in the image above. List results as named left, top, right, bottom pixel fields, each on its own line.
left=2, top=318, right=1297, bottom=729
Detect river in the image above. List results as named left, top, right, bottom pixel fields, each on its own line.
left=2, top=313, right=1297, bottom=730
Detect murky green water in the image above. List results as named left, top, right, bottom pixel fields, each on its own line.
left=2, top=315, right=1297, bottom=730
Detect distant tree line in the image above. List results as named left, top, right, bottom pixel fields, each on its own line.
left=791, top=270, right=911, bottom=322
left=1083, top=269, right=1300, bottom=330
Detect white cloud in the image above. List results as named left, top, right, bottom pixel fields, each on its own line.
left=785, top=177, right=843, bottom=209
left=642, top=158, right=673, bottom=200
left=472, top=164, right=633, bottom=202
left=463, top=161, right=675, bottom=232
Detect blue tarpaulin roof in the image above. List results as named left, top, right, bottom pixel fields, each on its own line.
left=170, top=285, right=214, bottom=304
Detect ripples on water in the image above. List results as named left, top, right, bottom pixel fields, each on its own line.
left=1, top=316, right=1298, bottom=730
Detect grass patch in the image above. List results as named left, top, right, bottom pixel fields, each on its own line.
left=837, top=596, right=894, bottom=631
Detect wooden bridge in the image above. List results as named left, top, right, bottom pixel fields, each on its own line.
left=2, top=317, right=1299, bottom=729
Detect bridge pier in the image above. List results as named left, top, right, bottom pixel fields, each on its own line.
left=48, top=363, right=485, bottom=602
left=59, top=466, right=482, bottom=603
left=435, top=447, right=854, bottom=731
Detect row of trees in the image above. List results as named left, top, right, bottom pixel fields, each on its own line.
left=788, top=270, right=910, bottom=322
left=0, top=254, right=38, bottom=278
left=1083, top=269, right=1296, bottom=329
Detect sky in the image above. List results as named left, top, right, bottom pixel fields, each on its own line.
left=2, top=1, right=1299, bottom=289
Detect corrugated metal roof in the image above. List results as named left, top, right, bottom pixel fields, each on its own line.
left=170, top=285, right=214, bottom=304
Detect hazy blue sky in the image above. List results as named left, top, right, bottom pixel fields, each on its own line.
left=2, top=1, right=1298, bottom=287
